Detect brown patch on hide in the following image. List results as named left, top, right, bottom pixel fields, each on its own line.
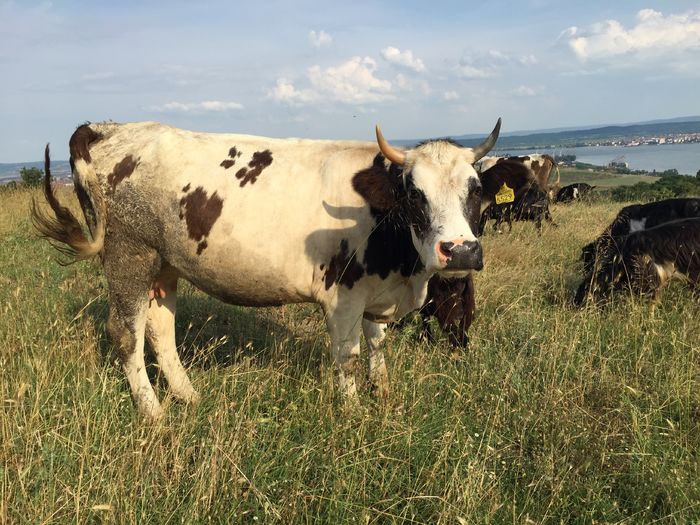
left=220, top=146, right=243, bottom=169
left=68, top=124, right=103, bottom=163
left=324, top=239, right=365, bottom=290
left=235, top=149, right=273, bottom=186
left=351, top=153, right=402, bottom=211
left=182, top=183, right=191, bottom=192
left=108, top=155, right=139, bottom=193
left=179, top=186, right=224, bottom=255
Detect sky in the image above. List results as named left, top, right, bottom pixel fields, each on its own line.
left=1, top=0, right=699, bottom=162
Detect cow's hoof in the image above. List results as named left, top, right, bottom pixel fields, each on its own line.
left=138, top=401, right=165, bottom=421
left=370, top=380, right=390, bottom=402
left=173, top=388, right=201, bottom=405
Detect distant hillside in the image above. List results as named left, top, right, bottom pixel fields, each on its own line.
left=0, top=160, right=71, bottom=183
left=455, top=120, right=700, bottom=150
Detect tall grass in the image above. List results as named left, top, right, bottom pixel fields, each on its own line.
left=1, top=186, right=698, bottom=523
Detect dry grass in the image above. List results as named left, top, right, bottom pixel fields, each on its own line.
left=1, top=186, right=699, bottom=524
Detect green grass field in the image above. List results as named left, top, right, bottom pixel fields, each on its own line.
left=557, top=168, right=660, bottom=188
left=1, top=186, right=699, bottom=524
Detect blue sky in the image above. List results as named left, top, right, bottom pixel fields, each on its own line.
left=1, top=0, right=699, bottom=161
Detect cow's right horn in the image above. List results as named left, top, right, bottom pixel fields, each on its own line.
left=472, top=118, right=502, bottom=162
left=376, top=125, right=406, bottom=166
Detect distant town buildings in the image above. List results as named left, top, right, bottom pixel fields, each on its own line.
left=587, top=132, right=700, bottom=148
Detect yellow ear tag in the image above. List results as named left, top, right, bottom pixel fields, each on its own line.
left=495, top=183, right=515, bottom=204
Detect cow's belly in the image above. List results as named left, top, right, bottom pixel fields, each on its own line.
left=163, top=234, right=315, bottom=307
left=361, top=274, right=430, bottom=321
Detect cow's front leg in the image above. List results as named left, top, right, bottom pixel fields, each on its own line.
left=326, top=306, right=364, bottom=403
left=362, top=319, right=389, bottom=400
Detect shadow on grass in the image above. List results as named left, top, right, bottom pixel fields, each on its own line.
left=83, top=291, right=327, bottom=380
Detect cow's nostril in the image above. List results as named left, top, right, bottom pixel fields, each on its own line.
left=439, top=241, right=455, bottom=257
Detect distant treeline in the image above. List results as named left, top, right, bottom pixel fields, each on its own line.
left=607, top=175, right=700, bottom=202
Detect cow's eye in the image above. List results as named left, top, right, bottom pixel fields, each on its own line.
left=408, top=188, right=422, bottom=201
left=472, top=186, right=482, bottom=197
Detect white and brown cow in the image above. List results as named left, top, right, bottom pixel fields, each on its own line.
left=33, top=119, right=505, bottom=418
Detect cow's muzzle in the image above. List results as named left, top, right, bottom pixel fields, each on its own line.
left=437, top=239, right=483, bottom=271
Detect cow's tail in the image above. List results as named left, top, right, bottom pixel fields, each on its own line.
left=544, top=154, right=560, bottom=187
left=31, top=127, right=106, bottom=262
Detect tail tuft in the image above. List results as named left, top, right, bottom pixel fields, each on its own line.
left=31, top=144, right=104, bottom=263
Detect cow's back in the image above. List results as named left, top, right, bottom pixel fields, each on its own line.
left=87, top=122, right=379, bottom=306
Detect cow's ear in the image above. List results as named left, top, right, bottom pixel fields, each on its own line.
left=352, top=155, right=401, bottom=211
left=479, top=160, right=531, bottom=201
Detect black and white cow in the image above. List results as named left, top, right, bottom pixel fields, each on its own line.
left=574, top=218, right=700, bottom=305
left=399, top=160, right=547, bottom=349
left=33, top=119, right=507, bottom=417
left=556, top=182, right=595, bottom=203
left=581, top=198, right=700, bottom=274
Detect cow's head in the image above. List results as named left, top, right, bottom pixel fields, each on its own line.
left=356, top=119, right=502, bottom=276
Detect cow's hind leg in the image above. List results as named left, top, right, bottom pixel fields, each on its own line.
left=104, top=241, right=163, bottom=419
left=145, top=266, right=200, bottom=404
left=362, top=319, right=389, bottom=400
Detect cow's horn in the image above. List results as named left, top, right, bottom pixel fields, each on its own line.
left=472, top=118, right=502, bottom=162
left=375, top=125, right=406, bottom=166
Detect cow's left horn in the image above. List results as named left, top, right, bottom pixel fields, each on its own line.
left=472, top=117, right=502, bottom=162
left=375, top=125, right=406, bottom=166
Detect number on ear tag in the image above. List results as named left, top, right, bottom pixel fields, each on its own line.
left=495, top=183, right=515, bottom=204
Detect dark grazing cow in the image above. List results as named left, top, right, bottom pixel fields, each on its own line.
left=33, top=119, right=508, bottom=417
left=574, top=218, right=700, bottom=305
left=479, top=185, right=555, bottom=235
left=408, top=273, right=476, bottom=348
left=556, top=182, right=595, bottom=203
left=581, top=198, right=700, bottom=274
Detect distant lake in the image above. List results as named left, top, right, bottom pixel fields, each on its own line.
left=496, top=142, right=700, bottom=175
left=1, top=142, right=699, bottom=183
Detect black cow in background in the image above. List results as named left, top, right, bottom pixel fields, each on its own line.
left=575, top=218, right=700, bottom=304
left=556, top=182, right=595, bottom=203
left=581, top=198, right=700, bottom=274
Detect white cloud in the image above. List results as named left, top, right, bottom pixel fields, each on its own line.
left=443, top=91, right=459, bottom=101
left=148, top=100, right=244, bottom=113
left=519, top=54, right=539, bottom=66
left=563, top=8, right=700, bottom=61
left=308, top=30, right=332, bottom=48
left=268, top=78, right=315, bottom=105
left=270, top=56, right=393, bottom=105
left=395, top=73, right=409, bottom=89
left=512, top=85, right=538, bottom=97
left=454, top=64, right=492, bottom=79
left=380, top=46, right=426, bottom=72
left=454, top=50, right=537, bottom=80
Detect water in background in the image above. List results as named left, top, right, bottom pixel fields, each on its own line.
left=496, top=142, right=700, bottom=175
left=1, top=142, right=699, bottom=183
